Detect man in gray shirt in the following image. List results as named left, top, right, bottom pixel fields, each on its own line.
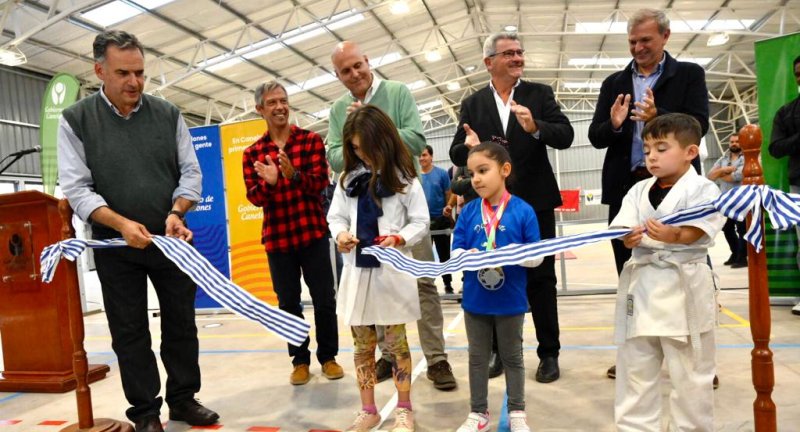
left=58, top=30, right=218, bottom=432
left=708, top=134, right=746, bottom=268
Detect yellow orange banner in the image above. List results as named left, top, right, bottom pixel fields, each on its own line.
left=220, top=119, right=277, bottom=304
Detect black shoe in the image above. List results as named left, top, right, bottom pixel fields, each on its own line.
left=375, top=357, right=393, bottom=383
left=169, top=399, right=219, bottom=426
left=607, top=365, right=616, bottom=379
left=488, top=350, right=504, bottom=378
left=134, top=415, right=163, bottom=432
left=535, top=357, right=560, bottom=383
left=731, top=260, right=748, bottom=269
left=723, top=254, right=736, bottom=265
left=713, top=375, right=719, bottom=390
left=426, top=360, right=457, bottom=390
left=444, top=285, right=454, bottom=294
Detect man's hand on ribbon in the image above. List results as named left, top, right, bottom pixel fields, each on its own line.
left=119, top=219, right=153, bottom=249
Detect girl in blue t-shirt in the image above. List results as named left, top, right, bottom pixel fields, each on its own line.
left=452, top=142, right=541, bottom=432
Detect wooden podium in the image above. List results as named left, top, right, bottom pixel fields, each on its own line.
left=0, top=190, right=109, bottom=392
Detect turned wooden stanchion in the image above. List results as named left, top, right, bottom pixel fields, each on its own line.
left=739, top=124, right=777, bottom=432
left=58, top=200, right=132, bottom=432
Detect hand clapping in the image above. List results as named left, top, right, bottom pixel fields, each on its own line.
left=510, top=100, right=537, bottom=133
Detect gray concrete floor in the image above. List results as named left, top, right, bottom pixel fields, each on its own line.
left=1, top=228, right=799, bottom=431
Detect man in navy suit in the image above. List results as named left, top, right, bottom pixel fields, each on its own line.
left=588, top=8, right=709, bottom=380
left=589, top=8, right=708, bottom=276
left=450, top=31, right=574, bottom=383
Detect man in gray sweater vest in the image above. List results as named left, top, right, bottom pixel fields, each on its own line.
left=57, top=31, right=218, bottom=432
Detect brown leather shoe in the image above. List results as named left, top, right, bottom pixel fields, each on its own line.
left=375, top=357, right=393, bottom=383
left=322, top=360, right=344, bottom=380
left=290, top=364, right=311, bottom=385
left=426, top=360, right=456, bottom=390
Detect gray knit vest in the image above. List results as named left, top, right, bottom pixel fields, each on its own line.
left=62, top=93, right=181, bottom=238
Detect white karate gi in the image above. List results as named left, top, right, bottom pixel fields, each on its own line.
left=610, top=169, right=724, bottom=432
left=327, top=169, right=429, bottom=326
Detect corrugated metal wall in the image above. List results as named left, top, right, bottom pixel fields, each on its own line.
left=0, top=67, right=49, bottom=177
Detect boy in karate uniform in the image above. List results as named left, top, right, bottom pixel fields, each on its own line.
left=611, top=113, right=724, bottom=431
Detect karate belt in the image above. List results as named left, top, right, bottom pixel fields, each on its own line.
left=614, top=250, right=708, bottom=356
left=40, top=235, right=310, bottom=347
left=362, top=184, right=800, bottom=278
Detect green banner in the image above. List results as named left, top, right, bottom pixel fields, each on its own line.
left=39, top=73, right=80, bottom=196
left=754, top=32, right=800, bottom=296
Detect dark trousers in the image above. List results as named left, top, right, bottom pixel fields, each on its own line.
left=608, top=201, right=632, bottom=276
left=267, top=237, right=338, bottom=366
left=722, top=218, right=747, bottom=261
left=430, top=216, right=453, bottom=287
left=94, top=245, right=200, bottom=422
left=527, top=210, right=560, bottom=359
left=608, top=168, right=654, bottom=276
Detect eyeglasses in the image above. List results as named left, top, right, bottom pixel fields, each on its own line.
left=489, top=49, right=525, bottom=59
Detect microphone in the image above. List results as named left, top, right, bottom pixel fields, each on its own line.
left=7, top=146, right=42, bottom=157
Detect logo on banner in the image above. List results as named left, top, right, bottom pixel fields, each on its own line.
left=51, top=82, right=67, bottom=105
left=40, top=73, right=80, bottom=195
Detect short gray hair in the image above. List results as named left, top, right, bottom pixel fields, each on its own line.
left=254, top=81, right=288, bottom=106
left=483, top=32, right=522, bottom=58
left=628, top=9, right=670, bottom=34
left=93, top=30, right=144, bottom=63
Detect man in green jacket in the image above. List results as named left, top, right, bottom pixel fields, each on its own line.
left=327, top=41, right=456, bottom=390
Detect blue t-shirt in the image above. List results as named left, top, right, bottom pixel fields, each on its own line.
left=452, top=196, right=540, bottom=315
left=420, top=166, right=451, bottom=218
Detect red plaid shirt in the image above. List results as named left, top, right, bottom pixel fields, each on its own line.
left=242, top=125, right=330, bottom=253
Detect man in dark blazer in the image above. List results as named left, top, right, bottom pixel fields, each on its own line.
left=450, top=31, right=574, bottom=383
left=589, top=8, right=708, bottom=277
left=588, top=8, right=709, bottom=381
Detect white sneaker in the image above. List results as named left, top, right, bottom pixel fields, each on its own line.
left=792, top=302, right=800, bottom=316
left=456, top=412, right=490, bottom=432
left=508, top=410, right=531, bottom=432
left=345, top=410, right=381, bottom=432
left=391, top=407, right=414, bottom=432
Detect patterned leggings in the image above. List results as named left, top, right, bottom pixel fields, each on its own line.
left=351, top=324, right=411, bottom=391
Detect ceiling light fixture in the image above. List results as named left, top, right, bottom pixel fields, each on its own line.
left=390, top=1, right=410, bottom=15
left=707, top=32, right=730, bottom=47
left=0, top=47, right=26, bottom=66
left=425, top=50, right=442, bottom=62
left=504, top=25, right=517, bottom=32
left=464, top=65, right=477, bottom=73
left=446, top=81, right=461, bottom=91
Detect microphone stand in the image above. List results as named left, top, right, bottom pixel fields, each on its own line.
left=0, top=154, right=29, bottom=176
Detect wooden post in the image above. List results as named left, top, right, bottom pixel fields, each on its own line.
left=739, top=124, right=777, bottom=432
left=58, top=200, right=132, bottom=432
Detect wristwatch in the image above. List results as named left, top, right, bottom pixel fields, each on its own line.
left=291, top=170, right=300, bottom=182
left=167, top=209, right=185, bottom=221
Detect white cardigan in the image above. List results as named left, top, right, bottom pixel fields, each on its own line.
left=327, top=170, right=430, bottom=326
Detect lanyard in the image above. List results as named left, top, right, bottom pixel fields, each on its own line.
left=480, top=191, right=511, bottom=251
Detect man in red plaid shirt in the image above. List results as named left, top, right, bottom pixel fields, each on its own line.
left=242, top=81, right=343, bottom=386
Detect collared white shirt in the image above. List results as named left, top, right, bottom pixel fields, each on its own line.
left=489, top=79, right=521, bottom=133
left=351, top=75, right=382, bottom=103
left=488, top=79, right=540, bottom=138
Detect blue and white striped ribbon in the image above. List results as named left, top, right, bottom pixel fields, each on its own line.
left=40, top=236, right=310, bottom=347
left=363, top=185, right=800, bottom=278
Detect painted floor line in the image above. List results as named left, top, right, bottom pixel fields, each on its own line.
left=376, top=309, right=464, bottom=431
